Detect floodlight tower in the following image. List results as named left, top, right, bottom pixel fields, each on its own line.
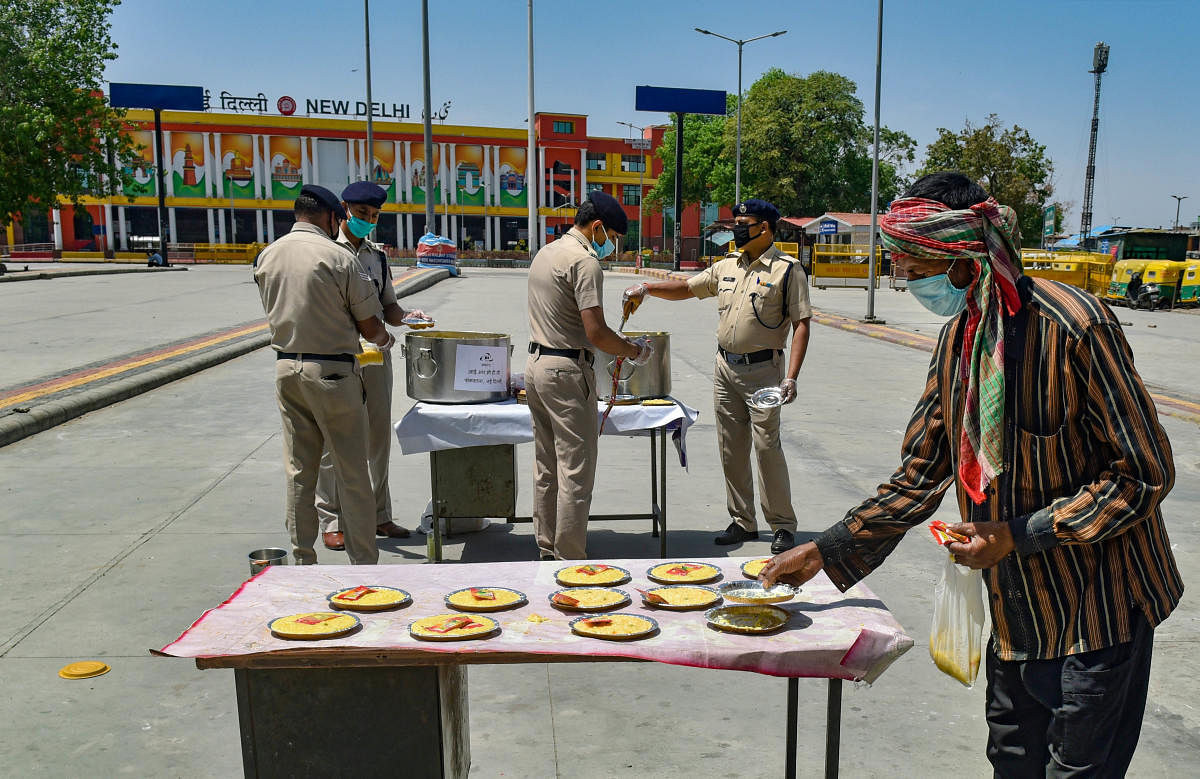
left=1080, top=42, right=1109, bottom=250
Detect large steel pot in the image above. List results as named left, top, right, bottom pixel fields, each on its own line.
left=598, top=331, right=670, bottom=400
left=403, top=330, right=511, bottom=404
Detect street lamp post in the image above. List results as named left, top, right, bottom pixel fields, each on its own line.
left=1171, top=194, right=1188, bottom=229
left=363, top=0, right=374, bottom=181
left=863, top=0, right=884, bottom=323
left=694, top=27, right=786, bottom=203
left=617, top=120, right=648, bottom=263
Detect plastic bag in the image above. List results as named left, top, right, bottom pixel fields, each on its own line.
left=929, top=552, right=986, bottom=687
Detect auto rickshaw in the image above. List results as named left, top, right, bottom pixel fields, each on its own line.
left=1166, top=259, right=1195, bottom=304
left=1105, top=259, right=1149, bottom=305
left=1141, top=260, right=1182, bottom=309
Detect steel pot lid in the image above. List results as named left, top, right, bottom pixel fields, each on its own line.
left=750, top=387, right=784, bottom=409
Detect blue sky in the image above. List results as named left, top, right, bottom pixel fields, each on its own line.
left=104, top=0, right=1198, bottom=229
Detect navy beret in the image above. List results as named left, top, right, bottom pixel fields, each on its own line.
left=586, top=191, right=628, bottom=234
left=341, top=181, right=387, bottom=208
left=299, top=184, right=346, bottom=219
left=733, top=198, right=780, bottom=227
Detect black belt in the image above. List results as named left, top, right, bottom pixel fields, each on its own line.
left=528, top=342, right=595, bottom=364
left=718, top=347, right=780, bottom=366
left=275, top=351, right=356, bottom=364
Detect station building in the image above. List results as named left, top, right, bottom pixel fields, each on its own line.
left=7, top=106, right=719, bottom=258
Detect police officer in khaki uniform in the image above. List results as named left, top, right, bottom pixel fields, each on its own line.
left=622, top=199, right=811, bottom=553
left=316, top=181, right=428, bottom=551
left=526, top=191, right=651, bottom=560
left=254, top=184, right=394, bottom=565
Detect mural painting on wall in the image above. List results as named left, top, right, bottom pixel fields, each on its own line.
left=221, top=134, right=257, bottom=198
left=409, top=144, right=441, bottom=206
left=122, top=130, right=156, bottom=197
left=170, top=132, right=207, bottom=198
left=269, top=137, right=303, bottom=200
left=371, top=141, right=397, bottom=202
left=497, top=147, right=527, bottom=208
left=455, top=145, right=485, bottom=207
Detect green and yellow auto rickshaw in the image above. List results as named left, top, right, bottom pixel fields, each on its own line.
left=1106, top=259, right=1149, bottom=306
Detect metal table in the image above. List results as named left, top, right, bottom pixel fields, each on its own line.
left=395, top=399, right=697, bottom=562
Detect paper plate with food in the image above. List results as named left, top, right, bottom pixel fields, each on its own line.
left=645, top=561, right=721, bottom=584
left=445, top=587, right=527, bottom=612
left=548, top=587, right=630, bottom=612
left=569, top=613, right=659, bottom=641
left=740, top=558, right=771, bottom=579
left=704, top=604, right=790, bottom=635
left=554, top=564, right=631, bottom=587
left=269, top=612, right=362, bottom=641
left=637, top=584, right=721, bottom=611
left=717, top=580, right=797, bottom=605
left=409, top=613, right=500, bottom=642
left=326, top=585, right=412, bottom=612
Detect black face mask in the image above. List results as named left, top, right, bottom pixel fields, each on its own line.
left=732, top=222, right=761, bottom=248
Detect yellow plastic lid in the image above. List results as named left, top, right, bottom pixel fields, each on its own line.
left=58, top=661, right=111, bottom=680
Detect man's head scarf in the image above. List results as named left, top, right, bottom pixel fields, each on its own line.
left=879, top=196, right=1023, bottom=504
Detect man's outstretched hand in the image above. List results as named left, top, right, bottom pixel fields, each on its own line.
left=758, top=541, right=825, bottom=589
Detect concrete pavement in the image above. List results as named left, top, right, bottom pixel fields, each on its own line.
left=0, top=268, right=1197, bottom=776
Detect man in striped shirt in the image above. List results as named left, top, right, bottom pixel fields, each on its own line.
left=760, top=172, right=1182, bottom=776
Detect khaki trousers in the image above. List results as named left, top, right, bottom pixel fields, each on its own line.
left=526, top=352, right=598, bottom=560
left=274, top=357, right=378, bottom=565
left=713, top=353, right=797, bottom=533
left=316, top=355, right=393, bottom=532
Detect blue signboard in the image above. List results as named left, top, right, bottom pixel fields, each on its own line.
left=818, top=220, right=839, bottom=235
left=635, top=85, right=727, bottom=116
left=109, top=83, right=205, bottom=111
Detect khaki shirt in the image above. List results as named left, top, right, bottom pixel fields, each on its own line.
left=688, top=244, right=812, bottom=353
left=527, top=227, right=603, bottom=350
left=336, top=230, right=397, bottom=308
left=254, top=222, right=383, bottom=354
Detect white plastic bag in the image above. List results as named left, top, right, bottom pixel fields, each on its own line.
left=929, top=553, right=986, bottom=687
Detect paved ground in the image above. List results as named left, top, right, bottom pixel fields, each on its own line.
left=0, top=267, right=1197, bottom=777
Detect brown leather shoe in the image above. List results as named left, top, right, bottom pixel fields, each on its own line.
left=376, top=521, right=411, bottom=538
left=322, top=531, right=345, bottom=551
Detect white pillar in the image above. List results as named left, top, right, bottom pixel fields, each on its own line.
left=266, top=210, right=276, bottom=242
left=252, top=134, right=264, bottom=199
left=301, top=137, right=312, bottom=184
left=102, top=202, right=114, bottom=254
left=310, top=138, right=320, bottom=184
left=262, top=135, right=273, bottom=199
left=212, top=134, right=224, bottom=198
left=118, top=206, right=128, bottom=250
left=51, top=208, right=63, bottom=250
left=216, top=207, right=226, bottom=243
left=163, top=131, right=174, bottom=197
left=448, top=144, right=458, bottom=206
left=405, top=213, right=413, bottom=249
left=255, top=209, right=264, bottom=243
left=579, top=148, right=587, bottom=195
left=206, top=209, right=215, bottom=243
left=201, top=132, right=213, bottom=197
left=393, top=140, right=403, bottom=203
left=402, top=141, right=412, bottom=204
left=168, top=208, right=177, bottom=244
left=539, top=214, right=546, bottom=245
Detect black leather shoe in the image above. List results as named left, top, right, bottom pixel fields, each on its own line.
left=715, top=522, right=757, bottom=545
left=771, top=529, right=796, bottom=554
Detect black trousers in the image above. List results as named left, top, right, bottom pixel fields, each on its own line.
left=985, top=612, right=1154, bottom=778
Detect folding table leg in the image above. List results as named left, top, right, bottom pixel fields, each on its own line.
left=658, top=428, right=667, bottom=558
left=427, top=453, right=443, bottom=563
left=825, top=678, right=842, bottom=779
left=785, top=677, right=799, bottom=779
left=649, top=432, right=659, bottom=538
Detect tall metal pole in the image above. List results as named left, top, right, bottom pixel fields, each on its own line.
left=526, top=0, right=538, bottom=259
left=420, top=0, right=435, bottom=234
left=638, top=145, right=645, bottom=258
left=363, top=0, right=374, bottom=181
left=1171, top=195, right=1187, bottom=229
left=673, top=112, right=684, bottom=270
left=228, top=174, right=237, bottom=244
left=152, top=108, right=170, bottom=265
left=864, top=0, right=883, bottom=322
left=736, top=42, right=743, bottom=203
left=1080, top=42, right=1109, bottom=251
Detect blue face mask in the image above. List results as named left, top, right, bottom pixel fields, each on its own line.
left=346, top=214, right=377, bottom=239
left=591, top=224, right=615, bottom=259
left=908, top=272, right=969, bottom=316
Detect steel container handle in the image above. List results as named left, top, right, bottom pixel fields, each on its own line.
left=415, top=347, right=439, bottom=379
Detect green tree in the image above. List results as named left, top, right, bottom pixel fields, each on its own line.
left=0, top=0, right=137, bottom=224
left=646, top=70, right=914, bottom=219
left=918, top=114, right=1054, bottom=245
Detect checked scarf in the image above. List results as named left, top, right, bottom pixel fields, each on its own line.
left=880, top=197, right=1023, bottom=504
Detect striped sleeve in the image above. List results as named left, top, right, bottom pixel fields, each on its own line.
left=1009, top=320, right=1175, bottom=555
left=816, top=336, right=956, bottom=590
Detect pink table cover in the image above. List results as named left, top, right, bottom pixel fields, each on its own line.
left=158, top=557, right=913, bottom=683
